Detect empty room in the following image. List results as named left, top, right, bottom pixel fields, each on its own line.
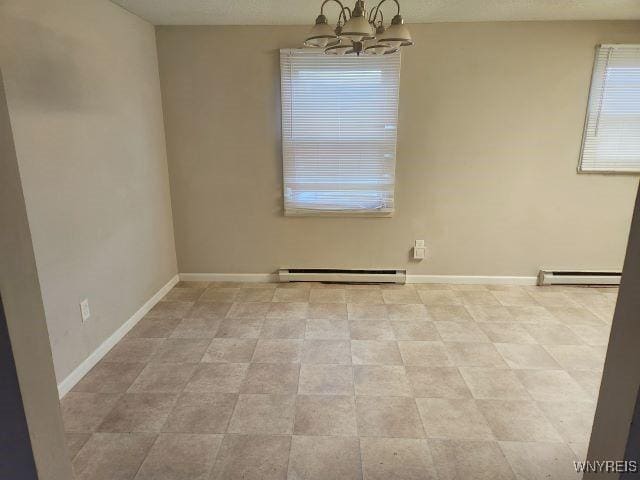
left=1, top=0, right=640, bottom=479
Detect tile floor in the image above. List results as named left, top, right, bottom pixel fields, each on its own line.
left=62, top=281, right=617, bottom=479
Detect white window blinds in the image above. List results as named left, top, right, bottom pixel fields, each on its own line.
left=579, top=44, right=640, bottom=173
left=280, top=49, right=401, bottom=216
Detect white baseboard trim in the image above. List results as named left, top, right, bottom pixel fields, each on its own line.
left=179, top=272, right=537, bottom=286
left=406, top=275, right=537, bottom=285
left=179, top=273, right=278, bottom=283
left=57, top=274, right=179, bottom=398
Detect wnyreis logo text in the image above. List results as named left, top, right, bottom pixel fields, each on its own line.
left=574, top=460, right=638, bottom=473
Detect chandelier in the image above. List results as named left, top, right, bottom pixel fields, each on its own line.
left=304, top=0, right=413, bottom=55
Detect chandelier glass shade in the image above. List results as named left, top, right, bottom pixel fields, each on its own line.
left=304, top=0, right=413, bottom=56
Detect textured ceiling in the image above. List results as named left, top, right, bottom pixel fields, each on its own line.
left=112, top=0, right=640, bottom=25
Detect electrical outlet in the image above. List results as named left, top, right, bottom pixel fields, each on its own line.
left=80, top=299, right=91, bottom=323
left=413, top=240, right=426, bottom=260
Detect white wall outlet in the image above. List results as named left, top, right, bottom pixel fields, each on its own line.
left=80, top=299, right=91, bottom=323
left=413, top=240, right=426, bottom=260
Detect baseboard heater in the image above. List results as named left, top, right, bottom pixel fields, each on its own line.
left=278, top=268, right=406, bottom=284
left=537, top=269, right=621, bottom=286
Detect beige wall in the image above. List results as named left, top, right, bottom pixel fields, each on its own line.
left=0, top=0, right=178, bottom=382
left=0, top=70, right=72, bottom=480
left=157, top=22, right=640, bottom=277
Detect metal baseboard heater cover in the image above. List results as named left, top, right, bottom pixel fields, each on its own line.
left=279, top=269, right=406, bottom=284
left=538, top=269, right=621, bottom=286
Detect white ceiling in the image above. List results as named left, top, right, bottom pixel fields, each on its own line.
left=112, top=0, right=640, bottom=25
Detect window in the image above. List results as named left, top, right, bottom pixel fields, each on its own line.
left=280, top=49, right=401, bottom=216
left=579, top=44, right=640, bottom=173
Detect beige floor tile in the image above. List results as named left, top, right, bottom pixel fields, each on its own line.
left=434, top=321, right=490, bottom=343
left=445, top=342, right=508, bottom=367
left=98, top=393, right=178, bottom=433
left=147, top=301, right=194, bottom=319
left=499, top=441, right=581, bottom=480
left=210, top=434, right=291, bottom=480
left=568, top=441, right=589, bottom=461
left=184, top=302, right=232, bottom=319
left=127, top=317, right=181, bottom=338
left=61, top=392, right=121, bottom=433
left=351, top=340, right=403, bottom=365
left=391, top=319, right=440, bottom=341
left=215, top=317, right=264, bottom=338
left=103, top=338, right=165, bottom=363
left=202, top=338, right=257, bottom=363
left=505, top=306, right=557, bottom=324
left=492, top=291, right=538, bottom=307
left=542, top=345, right=605, bottom=371
left=162, top=392, right=238, bottom=433
left=521, top=323, right=584, bottom=345
left=536, top=401, right=596, bottom=443
left=546, top=306, right=606, bottom=326
left=416, top=398, right=494, bottom=440
left=427, top=305, right=472, bottom=322
left=227, top=394, right=295, bottom=434
left=251, top=339, right=303, bottom=363
left=226, top=302, right=270, bottom=319
left=465, top=304, right=513, bottom=323
left=260, top=318, right=307, bottom=338
left=354, top=365, right=413, bottom=396
left=350, top=318, right=395, bottom=340
left=272, top=287, right=310, bottom=302
left=458, top=291, right=501, bottom=306
left=176, top=281, right=210, bottom=289
left=170, top=317, right=222, bottom=338
left=398, top=341, right=452, bottom=367
left=568, top=369, right=603, bottom=399
left=134, top=433, right=222, bottom=480
left=293, top=395, right=357, bottom=436
left=406, top=366, right=472, bottom=398
left=267, top=302, right=308, bottom=319
left=566, top=324, right=611, bottom=346
left=307, top=302, right=347, bottom=320
left=73, top=362, right=146, bottom=393
left=382, top=289, right=421, bottom=304
left=151, top=338, right=210, bottom=363
left=240, top=363, right=300, bottom=394
left=66, top=432, right=91, bottom=461
left=458, top=367, right=530, bottom=400
left=301, top=339, right=351, bottom=364
left=184, top=363, right=248, bottom=393
left=298, top=364, right=354, bottom=395
left=72, top=432, right=156, bottom=480
left=477, top=323, right=536, bottom=344
left=356, top=396, right=425, bottom=438
left=200, top=288, right=240, bottom=302
left=309, top=288, right=346, bottom=304
left=527, top=291, right=580, bottom=308
left=494, top=343, right=562, bottom=369
left=360, top=437, right=437, bottom=480
left=386, top=303, right=429, bottom=320
left=429, top=439, right=516, bottom=480
left=346, top=289, right=384, bottom=304
left=414, top=283, right=452, bottom=291
left=305, top=318, right=350, bottom=339
left=127, top=363, right=196, bottom=393
left=515, top=369, right=591, bottom=402
left=235, top=288, right=275, bottom=303
left=450, top=284, right=491, bottom=291
left=288, top=435, right=362, bottom=480
left=418, top=290, right=462, bottom=306
left=476, top=399, right=562, bottom=442
left=347, top=303, right=388, bottom=319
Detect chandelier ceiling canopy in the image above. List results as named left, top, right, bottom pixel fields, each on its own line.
left=305, top=0, right=413, bottom=56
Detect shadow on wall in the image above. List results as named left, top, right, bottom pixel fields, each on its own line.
left=2, top=15, right=109, bottom=112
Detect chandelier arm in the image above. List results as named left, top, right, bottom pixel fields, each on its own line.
left=320, top=0, right=351, bottom=23
left=370, top=0, right=400, bottom=24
